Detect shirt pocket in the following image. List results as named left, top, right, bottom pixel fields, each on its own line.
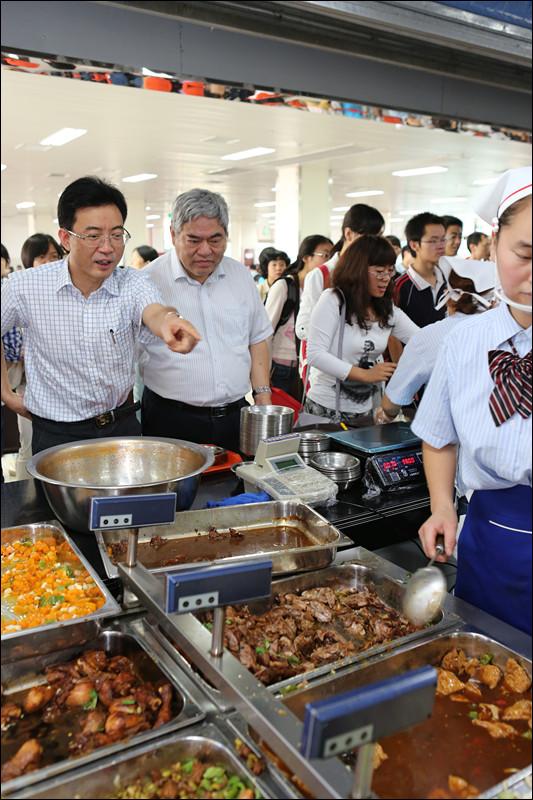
left=96, top=324, right=135, bottom=368
left=220, top=306, right=248, bottom=348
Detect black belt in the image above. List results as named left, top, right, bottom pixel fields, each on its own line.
left=161, top=397, right=245, bottom=418
left=32, top=401, right=140, bottom=429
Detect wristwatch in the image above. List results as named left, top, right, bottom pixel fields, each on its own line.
left=252, top=385, right=271, bottom=397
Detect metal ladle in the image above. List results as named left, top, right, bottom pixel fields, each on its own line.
left=402, top=536, right=447, bottom=626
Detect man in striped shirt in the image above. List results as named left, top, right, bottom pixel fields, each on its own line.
left=1, top=176, right=200, bottom=454
left=140, top=188, right=273, bottom=453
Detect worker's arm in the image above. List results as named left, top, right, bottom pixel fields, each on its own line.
left=418, top=442, right=458, bottom=561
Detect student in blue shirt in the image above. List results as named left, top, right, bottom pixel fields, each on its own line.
left=374, top=256, right=497, bottom=423
left=412, top=166, right=532, bottom=634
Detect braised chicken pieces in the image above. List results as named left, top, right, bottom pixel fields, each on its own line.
left=1, top=649, right=175, bottom=783
left=372, top=648, right=532, bottom=799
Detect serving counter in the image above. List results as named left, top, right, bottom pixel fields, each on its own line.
left=2, top=474, right=531, bottom=799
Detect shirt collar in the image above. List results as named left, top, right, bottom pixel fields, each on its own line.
left=171, top=248, right=226, bottom=284
left=407, top=264, right=445, bottom=291
left=489, top=301, right=532, bottom=349
left=54, top=256, right=120, bottom=296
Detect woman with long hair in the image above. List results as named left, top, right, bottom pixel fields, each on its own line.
left=296, top=204, right=385, bottom=384
left=265, top=235, right=333, bottom=398
left=305, top=235, right=418, bottom=425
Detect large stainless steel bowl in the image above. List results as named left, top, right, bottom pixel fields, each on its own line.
left=26, top=437, right=214, bottom=533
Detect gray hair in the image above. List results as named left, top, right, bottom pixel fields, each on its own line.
left=170, top=188, right=229, bottom=234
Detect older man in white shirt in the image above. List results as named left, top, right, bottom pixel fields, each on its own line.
left=140, top=189, right=273, bottom=452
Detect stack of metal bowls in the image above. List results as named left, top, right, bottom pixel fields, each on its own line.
left=240, top=405, right=294, bottom=456
left=298, top=430, right=330, bottom=464
left=310, top=451, right=361, bottom=491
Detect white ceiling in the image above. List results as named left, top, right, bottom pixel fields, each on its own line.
left=1, top=67, right=531, bottom=237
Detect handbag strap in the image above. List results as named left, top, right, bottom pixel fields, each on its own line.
left=334, top=290, right=346, bottom=421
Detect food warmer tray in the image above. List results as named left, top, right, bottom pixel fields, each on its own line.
left=96, top=500, right=353, bottom=579
left=147, top=558, right=460, bottom=710
left=1, top=616, right=207, bottom=796
left=1, top=522, right=120, bottom=664
left=267, top=629, right=532, bottom=799
left=8, top=721, right=278, bottom=799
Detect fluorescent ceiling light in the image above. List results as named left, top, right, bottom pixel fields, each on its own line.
left=431, top=196, right=467, bottom=204
left=39, top=128, right=87, bottom=147
left=399, top=210, right=419, bottom=216
left=346, top=190, right=384, bottom=198
left=16, top=201, right=35, bottom=209
left=1, top=164, right=6, bottom=171
left=254, top=201, right=276, bottom=208
left=53, top=218, right=58, bottom=224
left=472, top=177, right=498, bottom=186
left=146, top=214, right=161, bottom=220
left=145, top=205, right=151, bottom=211
left=122, top=173, right=158, bottom=183
left=389, top=217, right=403, bottom=223
left=146, top=223, right=155, bottom=228
left=221, top=146, right=275, bottom=161
left=332, top=206, right=349, bottom=212
left=392, top=166, right=448, bottom=177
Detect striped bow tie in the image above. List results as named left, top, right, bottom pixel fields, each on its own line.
left=488, top=343, right=532, bottom=427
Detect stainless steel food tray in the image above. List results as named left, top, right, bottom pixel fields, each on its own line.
left=149, top=559, right=459, bottom=708
left=8, top=722, right=276, bottom=799
left=1, top=616, right=207, bottom=796
left=278, top=629, right=532, bottom=800
left=1, top=522, right=120, bottom=663
left=96, top=500, right=353, bottom=579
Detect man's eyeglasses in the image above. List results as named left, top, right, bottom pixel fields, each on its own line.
left=65, top=229, right=131, bottom=248
left=369, top=266, right=396, bottom=278
left=445, top=233, right=462, bottom=241
left=420, top=237, right=447, bottom=246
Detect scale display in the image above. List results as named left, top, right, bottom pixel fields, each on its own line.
left=270, top=455, right=305, bottom=473
left=369, top=449, right=424, bottom=488
left=236, top=434, right=338, bottom=505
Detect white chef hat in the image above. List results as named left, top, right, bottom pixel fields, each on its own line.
left=438, top=256, right=497, bottom=294
left=473, top=166, right=532, bottom=227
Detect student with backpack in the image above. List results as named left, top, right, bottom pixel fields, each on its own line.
left=264, top=235, right=333, bottom=399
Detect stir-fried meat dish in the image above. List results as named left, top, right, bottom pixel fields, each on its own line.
left=112, top=757, right=259, bottom=799
left=203, top=585, right=416, bottom=685
left=1, top=648, right=175, bottom=783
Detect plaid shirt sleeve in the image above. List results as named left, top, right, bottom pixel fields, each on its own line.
left=2, top=327, right=23, bottom=362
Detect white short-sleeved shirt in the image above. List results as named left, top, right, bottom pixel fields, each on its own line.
left=140, top=250, right=273, bottom=406
left=307, top=289, right=419, bottom=414
left=1, top=259, right=162, bottom=421
left=295, top=254, right=338, bottom=340
left=386, top=313, right=468, bottom=405
left=412, top=303, right=532, bottom=494
left=264, top=278, right=298, bottom=363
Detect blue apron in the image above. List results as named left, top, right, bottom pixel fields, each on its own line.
left=455, top=484, right=532, bottom=635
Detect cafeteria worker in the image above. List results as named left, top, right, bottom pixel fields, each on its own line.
left=412, top=166, right=532, bottom=634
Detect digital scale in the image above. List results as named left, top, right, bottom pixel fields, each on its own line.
left=367, top=448, right=424, bottom=489
left=327, top=423, right=425, bottom=491
left=235, top=433, right=338, bottom=506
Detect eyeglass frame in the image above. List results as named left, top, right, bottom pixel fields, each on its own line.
left=311, top=250, right=333, bottom=259
left=419, top=237, right=447, bottom=246
left=368, top=266, right=396, bottom=278
left=64, top=228, right=131, bottom=248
